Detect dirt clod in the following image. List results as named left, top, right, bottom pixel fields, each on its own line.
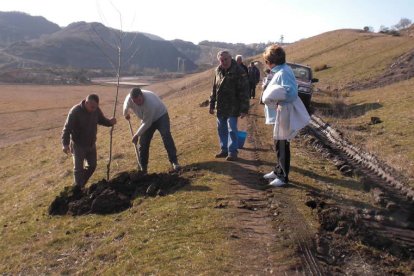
left=370, top=116, right=382, bottom=125
left=199, top=100, right=209, bottom=107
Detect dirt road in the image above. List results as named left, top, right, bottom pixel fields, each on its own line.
left=219, top=100, right=324, bottom=275
left=219, top=99, right=413, bottom=275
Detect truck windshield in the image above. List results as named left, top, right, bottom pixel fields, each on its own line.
left=288, top=63, right=311, bottom=82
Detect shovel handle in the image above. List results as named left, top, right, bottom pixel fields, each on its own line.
left=128, top=120, right=143, bottom=171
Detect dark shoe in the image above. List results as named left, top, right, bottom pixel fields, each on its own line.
left=172, top=163, right=181, bottom=171
left=72, top=185, right=85, bottom=199
left=215, top=151, right=228, bottom=158
left=226, top=155, right=238, bottom=161
left=72, top=185, right=82, bottom=195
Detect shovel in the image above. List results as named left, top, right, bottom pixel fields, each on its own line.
left=128, top=120, right=143, bottom=171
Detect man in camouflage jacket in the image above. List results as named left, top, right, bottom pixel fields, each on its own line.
left=209, top=50, right=250, bottom=161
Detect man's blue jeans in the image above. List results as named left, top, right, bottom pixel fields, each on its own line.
left=217, top=116, right=238, bottom=156
left=139, top=113, right=178, bottom=171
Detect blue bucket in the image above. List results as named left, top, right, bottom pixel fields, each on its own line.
left=237, top=131, right=247, bottom=149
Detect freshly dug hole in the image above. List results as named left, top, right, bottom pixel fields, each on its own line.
left=49, top=171, right=189, bottom=216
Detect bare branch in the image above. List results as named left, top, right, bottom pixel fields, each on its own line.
left=123, top=42, right=141, bottom=68
left=96, top=0, right=109, bottom=26
left=88, top=25, right=117, bottom=69
left=110, top=1, right=123, bottom=35
left=90, top=23, right=117, bottom=52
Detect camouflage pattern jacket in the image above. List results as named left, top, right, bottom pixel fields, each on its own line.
left=210, top=60, right=250, bottom=117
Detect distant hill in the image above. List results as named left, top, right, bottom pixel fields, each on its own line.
left=170, top=39, right=202, bottom=64
left=198, top=41, right=267, bottom=58
left=141, top=32, right=165, bottom=41
left=1, top=21, right=197, bottom=72
left=0, top=11, right=271, bottom=82
left=171, top=39, right=270, bottom=66
left=0, top=11, right=60, bottom=47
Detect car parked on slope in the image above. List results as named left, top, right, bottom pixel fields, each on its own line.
left=287, top=62, right=319, bottom=112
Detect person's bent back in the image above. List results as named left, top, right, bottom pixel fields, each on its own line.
left=123, top=87, right=180, bottom=173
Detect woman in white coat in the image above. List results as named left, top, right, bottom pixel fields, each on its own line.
left=261, top=45, right=310, bottom=187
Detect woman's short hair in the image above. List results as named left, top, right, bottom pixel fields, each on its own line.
left=263, top=44, right=286, bottom=65
left=130, top=87, right=143, bottom=98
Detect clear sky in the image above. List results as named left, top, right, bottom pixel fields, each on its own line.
left=1, top=0, right=413, bottom=44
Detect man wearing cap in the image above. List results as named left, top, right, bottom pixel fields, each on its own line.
left=123, top=87, right=180, bottom=173
left=209, top=51, right=250, bottom=161
left=62, top=94, right=116, bottom=191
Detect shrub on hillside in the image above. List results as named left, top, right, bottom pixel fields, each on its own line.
left=380, top=29, right=401, bottom=36
left=363, top=26, right=374, bottom=32
left=379, top=26, right=401, bottom=36
left=393, top=18, right=412, bottom=30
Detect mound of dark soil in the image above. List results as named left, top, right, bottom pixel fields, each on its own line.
left=49, top=171, right=189, bottom=216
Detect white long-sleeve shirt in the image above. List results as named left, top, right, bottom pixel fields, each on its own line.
left=123, top=90, right=167, bottom=137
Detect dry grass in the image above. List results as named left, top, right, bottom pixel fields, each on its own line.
left=314, top=78, right=414, bottom=186
left=1, top=28, right=414, bottom=273
left=0, top=79, right=238, bottom=274
left=285, top=29, right=414, bottom=89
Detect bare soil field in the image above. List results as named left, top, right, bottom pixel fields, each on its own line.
left=0, top=84, right=129, bottom=148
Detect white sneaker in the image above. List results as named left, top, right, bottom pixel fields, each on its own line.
left=172, top=163, right=181, bottom=171
left=269, top=178, right=286, bottom=187
left=263, top=171, right=277, bottom=179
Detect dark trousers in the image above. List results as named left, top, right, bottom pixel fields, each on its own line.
left=139, top=113, right=178, bottom=170
left=72, top=143, right=97, bottom=187
left=249, top=82, right=256, bottom=98
left=273, top=140, right=290, bottom=183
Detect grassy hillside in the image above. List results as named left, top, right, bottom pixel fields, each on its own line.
left=313, top=78, right=414, bottom=185
left=1, top=81, right=392, bottom=274
left=0, top=82, right=236, bottom=274
left=282, top=29, right=414, bottom=185
left=286, top=29, right=414, bottom=89
left=239, top=28, right=414, bottom=183
left=1, top=28, right=413, bottom=274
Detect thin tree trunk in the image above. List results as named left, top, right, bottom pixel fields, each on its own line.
left=106, top=45, right=122, bottom=181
